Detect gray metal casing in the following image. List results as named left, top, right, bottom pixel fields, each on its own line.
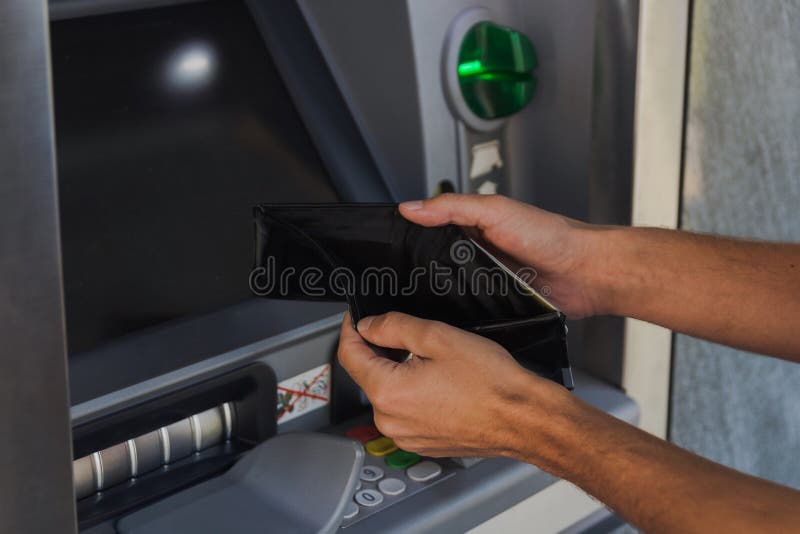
left=0, top=0, right=640, bottom=532
left=0, top=0, right=77, bottom=532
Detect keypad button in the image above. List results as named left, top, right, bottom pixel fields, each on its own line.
left=385, top=450, right=420, bottom=470
left=406, top=460, right=442, bottom=482
left=378, top=477, right=407, bottom=496
left=359, top=465, right=384, bottom=482
left=365, top=437, right=398, bottom=457
left=346, top=425, right=381, bottom=444
left=343, top=501, right=359, bottom=519
left=354, top=489, right=384, bottom=507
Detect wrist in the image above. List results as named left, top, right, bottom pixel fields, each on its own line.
left=494, top=372, right=587, bottom=470
left=574, top=225, right=642, bottom=317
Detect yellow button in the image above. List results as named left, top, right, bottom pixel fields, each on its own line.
left=365, top=437, right=398, bottom=457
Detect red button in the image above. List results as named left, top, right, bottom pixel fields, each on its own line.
left=346, top=425, right=381, bottom=444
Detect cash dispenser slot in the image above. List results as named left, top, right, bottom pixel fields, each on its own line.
left=72, top=364, right=277, bottom=528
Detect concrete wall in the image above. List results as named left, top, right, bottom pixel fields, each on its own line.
left=670, top=0, right=800, bottom=488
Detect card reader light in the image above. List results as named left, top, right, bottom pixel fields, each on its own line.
left=457, top=21, right=538, bottom=120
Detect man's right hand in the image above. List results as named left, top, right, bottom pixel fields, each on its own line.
left=399, top=194, right=613, bottom=319
left=401, top=193, right=800, bottom=360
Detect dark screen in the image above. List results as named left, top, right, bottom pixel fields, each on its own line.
left=51, top=0, right=339, bottom=355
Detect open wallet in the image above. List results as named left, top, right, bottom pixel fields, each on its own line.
left=252, top=204, right=573, bottom=388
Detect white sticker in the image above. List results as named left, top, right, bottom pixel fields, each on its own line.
left=276, top=364, right=331, bottom=424
left=469, top=140, right=503, bottom=179
left=476, top=180, right=498, bottom=195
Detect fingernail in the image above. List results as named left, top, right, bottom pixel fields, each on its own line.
left=400, top=200, right=424, bottom=211
left=358, top=316, right=375, bottom=331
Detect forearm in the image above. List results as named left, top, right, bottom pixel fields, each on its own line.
left=584, top=226, right=800, bottom=360
left=506, top=382, right=800, bottom=533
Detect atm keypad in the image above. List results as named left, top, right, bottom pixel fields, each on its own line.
left=340, top=427, right=458, bottom=528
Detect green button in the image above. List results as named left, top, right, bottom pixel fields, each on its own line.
left=457, top=21, right=538, bottom=120
left=385, top=450, right=421, bottom=470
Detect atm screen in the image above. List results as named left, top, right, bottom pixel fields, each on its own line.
left=51, top=0, right=339, bottom=356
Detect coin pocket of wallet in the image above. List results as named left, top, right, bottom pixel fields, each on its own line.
left=252, top=204, right=573, bottom=388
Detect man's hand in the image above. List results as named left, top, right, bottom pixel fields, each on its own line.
left=337, top=311, right=800, bottom=533
left=337, top=311, right=568, bottom=457
left=400, top=193, right=800, bottom=360
left=400, top=194, right=607, bottom=318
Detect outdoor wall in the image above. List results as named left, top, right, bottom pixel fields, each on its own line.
left=670, top=0, right=800, bottom=488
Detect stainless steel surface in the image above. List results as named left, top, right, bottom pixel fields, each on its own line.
left=73, top=456, right=96, bottom=500
left=91, top=452, right=104, bottom=492
left=127, top=439, right=138, bottom=477
left=193, top=407, right=225, bottom=451
left=71, top=406, right=231, bottom=500
left=97, top=443, right=132, bottom=490
left=164, top=419, right=195, bottom=462
left=0, top=0, right=77, bottom=531
left=133, top=431, right=165, bottom=475
left=158, top=427, right=171, bottom=465
left=222, top=402, right=235, bottom=441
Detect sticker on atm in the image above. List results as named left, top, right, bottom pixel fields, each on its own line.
left=276, top=364, right=331, bottom=424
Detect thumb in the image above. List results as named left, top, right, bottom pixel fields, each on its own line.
left=337, top=313, right=396, bottom=390
left=357, top=311, right=496, bottom=359
left=399, top=193, right=509, bottom=229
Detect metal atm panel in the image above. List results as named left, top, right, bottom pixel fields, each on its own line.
left=0, top=0, right=642, bottom=532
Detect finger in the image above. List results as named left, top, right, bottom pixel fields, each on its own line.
left=356, top=311, right=497, bottom=359
left=337, top=313, right=396, bottom=389
left=399, top=193, right=513, bottom=229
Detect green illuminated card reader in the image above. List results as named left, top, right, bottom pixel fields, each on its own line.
left=443, top=8, right=539, bottom=196
left=457, top=21, right=538, bottom=121
left=444, top=8, right=537, bottom=131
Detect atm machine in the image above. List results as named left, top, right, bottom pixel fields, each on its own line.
left=0, top=0, right=646, bottom=532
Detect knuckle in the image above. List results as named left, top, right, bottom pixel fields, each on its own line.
left=369, top=389, right=393, bottom=411
left=373, top=417, right=399, bottom=439
left=336, top=346, right=350, bottom=370
left=380, top=311, right=405, bottom=329
left=393, top=438, right=415, bottom=452
left=436, top=192, right=458, bottom=204
left=375, top=311, right=394, bottom=329
left=373, top=311, right=408, bottom=339
left=419, top=322, right=446, bottom=350
left=484, top=193, right=507, bottom=210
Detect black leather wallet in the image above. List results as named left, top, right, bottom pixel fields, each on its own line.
left=252, top=204, right=573, bottom=388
